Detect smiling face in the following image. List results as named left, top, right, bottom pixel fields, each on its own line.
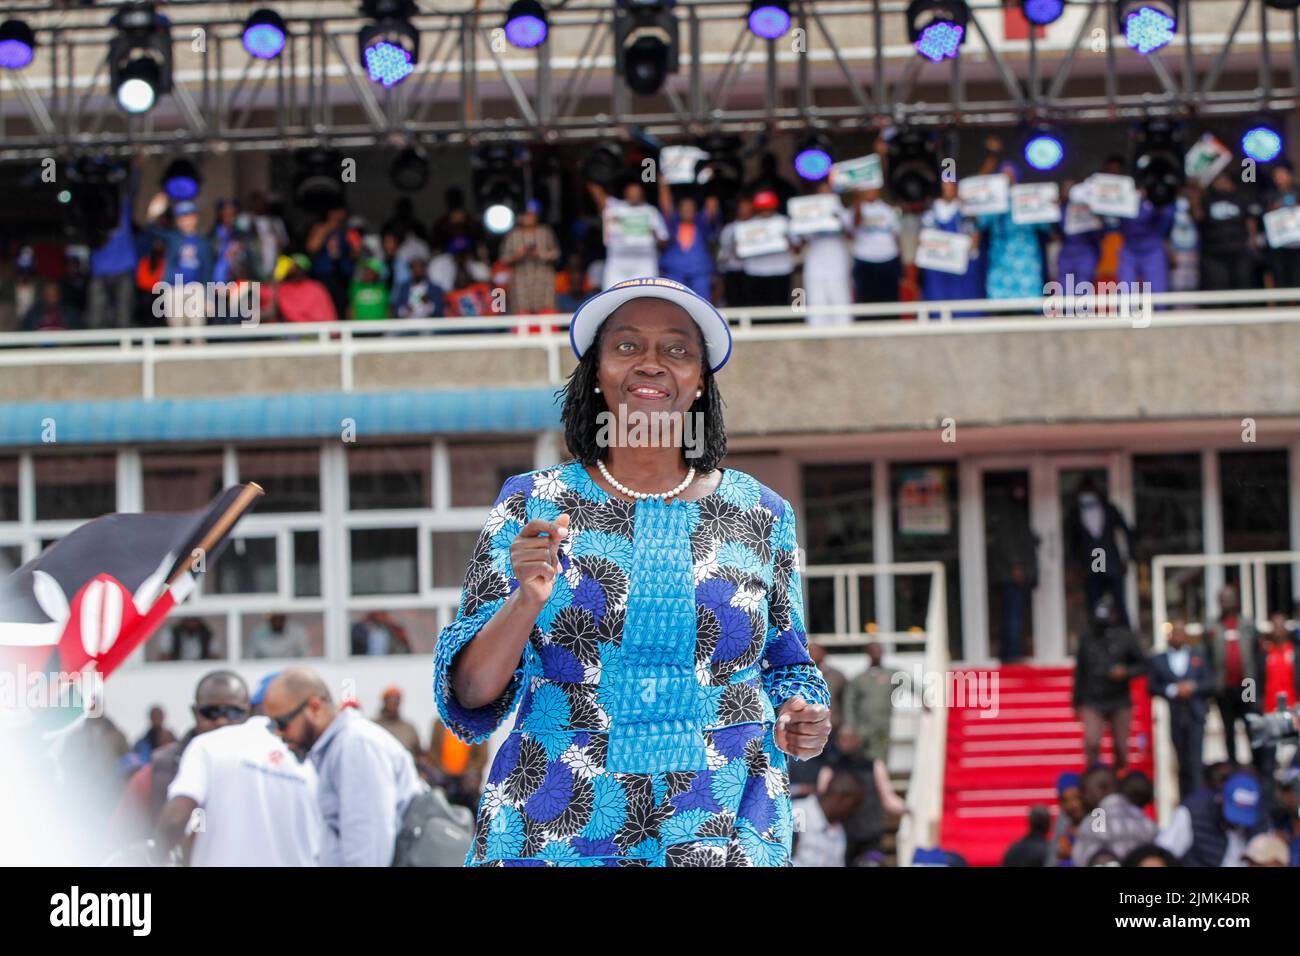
left=595, top=299, right=705, bottom=420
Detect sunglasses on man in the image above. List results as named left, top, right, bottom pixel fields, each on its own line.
left=197, top=704, right=249, bottom=722
left=266, top=697, right=312, bottom=732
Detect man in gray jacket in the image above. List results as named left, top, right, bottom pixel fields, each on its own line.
left=264, top=667, right=422, bottom=866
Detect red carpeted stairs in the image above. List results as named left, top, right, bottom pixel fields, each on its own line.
left=938, top=664, right=1154, bottom=867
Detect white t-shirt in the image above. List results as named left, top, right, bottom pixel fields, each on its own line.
left=852, top=200, right=902, bottom=263
left=802, top=207, right=853, bottom=278
left=603, top=198, right=668, bottom=264
left=429, top=254, right=490, bottom=293
left=741, top=214, right=794, bottom=277
left=168, top=717, right=321, bottom=867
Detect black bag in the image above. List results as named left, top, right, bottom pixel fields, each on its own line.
left=391, top=783, right=474, bottom=867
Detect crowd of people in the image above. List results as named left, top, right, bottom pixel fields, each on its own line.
left=4, top=135, right=1300, bottom=336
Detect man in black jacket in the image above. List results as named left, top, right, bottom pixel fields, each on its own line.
left=1064, top=477, right=1135, bottom=629
left=1149, top=616, right=1213, bottom=801
left=1073, top=594, right=1147, bottom=770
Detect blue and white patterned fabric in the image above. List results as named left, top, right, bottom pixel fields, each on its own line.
left=433, top=459, right=830, bottom=866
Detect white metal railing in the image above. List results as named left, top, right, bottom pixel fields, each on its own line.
left=1149, top=549, right=1300, bottom=825
left=3, top=288, right=1300, bottom=401
left=803, top=560, right=948, bottom=866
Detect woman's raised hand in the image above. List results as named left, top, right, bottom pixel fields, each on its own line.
left=511, top=513, right=570, bottom=606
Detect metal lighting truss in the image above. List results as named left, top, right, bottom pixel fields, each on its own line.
left=0, top=0, right=1296, bottom=159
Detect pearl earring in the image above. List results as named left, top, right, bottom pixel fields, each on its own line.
left=695, top=390, right=702, bottom=398
left=594, top=386, right=601, bottom=393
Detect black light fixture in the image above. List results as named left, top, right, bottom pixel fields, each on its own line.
left=389, top=146, right=430, bottom=192
left=473, top=142, right=528, bottom=235
left=1132, top=118, right=1184, bottom=206
left=887, top=128, right=941, bottom=204
left=109, top=4, right=172, bottom=114
left=293, top=146, right=345, bottom=212
left=582, top=141, right=626, bottom=187
left=162, top=157, right=202, bottom=201
left=359, top=0, right=419, bottom=88
left=615, top=0, right=679, bottom=96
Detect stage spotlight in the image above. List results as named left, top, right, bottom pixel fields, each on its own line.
left=1021, top=0, right=1065, bottom=25
left=907, top=0, right=969, bottom=63
left=615, top=0, right=679, bottom=96
left=0, top=19, right=36, bottom=70
left=748, top=0, right=791, bottom=40
left=293, top=146, right=345, bottom=212
left=504, top=0, right=548, bottom=48
left=162, top=158, right=202, bottom=201
left=794, top=133, right=833, bottom=181
left=1024, top=129, right=1064, bottom=171
left=473, top=143, right=527, bottom=234
left=483, top=203, right=516, bottom=234
left=1116, top=1, right=1178, bottom=55
left=887, top=128, right=941, bottom=203
left=583, top=141, right=626, bottom=187
left=1133, top=118, right=1184, bottom=206
left=1242, top=118, right=1283, bottom=164
left=109, top=4, right=172, bottom=114
left=242, top=9, right=287, bottom=60
left=389, top=147, right=430, bottom=192
left=359, top=0, right=419, bottom=88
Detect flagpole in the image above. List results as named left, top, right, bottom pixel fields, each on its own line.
left=165, top=482, right=265, bottom=587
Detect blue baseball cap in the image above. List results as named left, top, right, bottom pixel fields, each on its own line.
left=1057, top=771, right=1081, bottom=794
left=251, top=670, right=282, bottom=708
left=174, top=200, right=198, bottom=217
left=1222, top=772, right=1261, bottom=828
left=569, top=276, right=732, bottom=373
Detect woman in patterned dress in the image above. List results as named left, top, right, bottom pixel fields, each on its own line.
left=433, top=276, right=832, bottom=866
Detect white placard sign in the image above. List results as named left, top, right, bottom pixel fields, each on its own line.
left=1085, top=174, right=1140, bottom=219
left=959, top=174, right=1010, bottom=216
left=914, top=228, right=971, bottom=275
left=1264, top=206, right=1300, bottom=249
left=1185, top=133, right=1233, bottom=188
left=829, top=155, right=884, bottom=193
left=734, top=217, right=790, bottom=258
left=787, top=195, right=845, bottom=236
left=604, top=204, right=656, bottom=251
left=1011, top=183, right=1061, bottom=224
left=659, top=146, right=708, bottom=185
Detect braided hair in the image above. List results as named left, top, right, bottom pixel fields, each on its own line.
left=556, top=306, right=727, bottom=473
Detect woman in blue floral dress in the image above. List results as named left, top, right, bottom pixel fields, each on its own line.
left=433, top=276, right=832, bottom=866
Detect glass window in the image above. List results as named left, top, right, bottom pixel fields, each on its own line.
left=891, top=462, right=962, bottom=660
left=33, top=453, right=116, bottom=521
left=350, top=528, right=419, bottom=595
left=448, top=441, right=534, bottom=507
left=207, top=536, right=278, bottom=595
left=1134, top=454, right=1204, bottom=637
left=801, top=464, right=874, bottom=636
left=145, top=614, right=228, bottom=662
left=431, top=530, right=482, bottom=589
left=348, top=444, right=432, bottom=510
left=237, top=447, right=320, bottom=513
left=142, top=449, right=225, bottom=512
left=0, top=543, right=22, bottom=575
left=293, top=531, right=321, bottom=598
left=983, top=470, right=1036, bottom=662
left=0, top=457, right=18, bottom=522
left=348, top=608, right=438, bottom=657
left=1221, top=449, right=1293, bottom=616
left=240, top=612, right=324, bottom=659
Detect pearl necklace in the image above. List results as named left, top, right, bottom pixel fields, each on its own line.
left=597, top=458, right=696, bottom=502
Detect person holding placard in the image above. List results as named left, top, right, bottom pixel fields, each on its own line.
left=919, top=179, right=983, bottom=310
left=1189, top=173, right=1258, bottom=293
left=588, top=180, right=670, bottom=290
left=793, top=180, right=854, bottom=326
left=977, top=164, right=1050, bottom=300
left=850, top=187, right=902, bottom=306
left=1057, top=180, right=1104, bottom=288
left=717, top=196, right=754, bottom=308
left=1115, top=193, right=1175, bottom=296
left=1265, top=162, right=1300, bottom=291
left=741, top=191, right=795, bottom=309
left=658, top=179, right=720, bottom=301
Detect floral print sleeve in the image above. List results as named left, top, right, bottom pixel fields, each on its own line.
left=433, top=474, right=532, bottom=745
left=762, top=499, right=831, bottom=713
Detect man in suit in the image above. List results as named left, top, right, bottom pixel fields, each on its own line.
left=1064, top=477, right=1135, bottom=628
left=1150, top=616, right=1213, bottom=801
